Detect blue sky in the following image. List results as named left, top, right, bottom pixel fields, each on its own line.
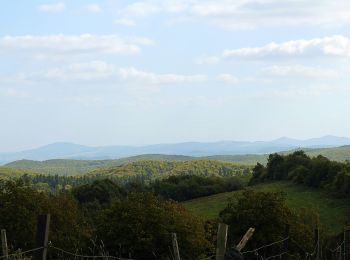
left=1, top=0, right=350, bottom=152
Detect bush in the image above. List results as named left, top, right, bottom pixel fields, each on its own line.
left=96, top=192, right=211, bottom=259
left=0, top=180, right=90, bottom=251
left=220, top=190, right=315, bottom=256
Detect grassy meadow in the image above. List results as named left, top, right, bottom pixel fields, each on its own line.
left=183, top=181, right=350, bottom=234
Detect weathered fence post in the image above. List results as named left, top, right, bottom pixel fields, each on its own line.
left=171, top=233, right=181, bottom=260
left=34, top=214, right=50, bottom=260
left=314, top=227, right=320, bottom=260
left=343, top=229, right=348, bottom=260
left=282, top=224, right=290, bottom=260
left=237, top=228, right=255, bottom=252
left=1, top=229, right=8, bottom=260
left=216, top=223, right=228, bottom=260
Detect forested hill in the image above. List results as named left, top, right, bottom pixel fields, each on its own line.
left=4, top=154, right=195, bottom=176
left=87, top=160, right=251, bottom=179
left=0, top=167, right=38, bottom=179
left=5, top=145, right=350, bottom=175
left=12, top=160, right=251, bottom=192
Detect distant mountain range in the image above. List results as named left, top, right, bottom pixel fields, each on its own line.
left=1, top=135, right=350, bottom=165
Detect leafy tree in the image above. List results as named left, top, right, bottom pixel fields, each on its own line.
left=152, top=175, right=242, bottom=201
left=96, top=193, right=211, bottom=259
left=0, top=180, right=90, bottom=251
left=220, top=190, right=314, bottom=257
left=249, top=151, right=350, bottom=198
left=72, top=179, right=125, bottom=205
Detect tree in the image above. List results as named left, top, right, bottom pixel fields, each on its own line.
left=96, top=193, right=210, bottom=259
left=0, top=180, right=90, bottom=251
left=220, top=190, right=314, bottom=257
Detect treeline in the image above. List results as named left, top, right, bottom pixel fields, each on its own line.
left=0, top=180, right=210, bottom=259
left=88, top=160, right=251, bottom=178
left=16, top=160, right=251, bottom=193
left=0, top=179, right=320, bottom=259
left=0, top=167, right=37, bottom=179
left=71, top=175, right=244, bottom=204
left=152, top=175, right=243, bottom=201
left=5, top=155, right=251, bottom=176
left=250, top=150, right=350, bottom=197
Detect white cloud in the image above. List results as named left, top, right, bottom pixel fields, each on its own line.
left=116, top=0, right=350, bottom=29
left=217, top=74, right=239, bottom=84
left=260, top=84, right=347, bottom=99
left=118, top=67, right=207, bottom=84
left=195, top=55, right=221, bottom=65
left=199, top=35, right=350, bottom=63
left=38, top=2, right=65, bottom=13
left=40, top=61, right=115, bottom=81
left=0, top=34, right=153, bottom=56
left=122, top=2, right=161, bottom=17
left=262, top=65, right=339, bottom=78
left=114, top=18, right=136, bottom=27
left=223, top=35, right=350, bottom=59
left=85, top=4, right=102, bottom=13
left=4, top=61, right=207, bottom=85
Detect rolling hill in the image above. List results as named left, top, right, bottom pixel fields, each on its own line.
left=183, top=182, right=350, bottom=234
left=2, top=135, right=350, bottom=164
left=4, top=155, right=196, bottom=176
left=86, top=160, right=251, bottom=180
left=0, top=167, right=38, bottom=179
left=4, top=145, right=350, bottom=176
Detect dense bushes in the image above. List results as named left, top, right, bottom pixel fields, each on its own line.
left=249, top=151, right=350, bottom=197
left=152, top=175, right=243, bottom=201
left=220, top=190, right=315, bottom=256
left=0, top=181, right=90, bottom=251
left=0, top=180, right=212, bottom=259
left=96, top=193, right=211, bottom=259
left=72, top=179, right=126, bottom=205
left=17, top=160, right=251, bottom=194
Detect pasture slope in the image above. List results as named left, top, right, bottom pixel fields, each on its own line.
left=183, top=181, right=350, bottom=234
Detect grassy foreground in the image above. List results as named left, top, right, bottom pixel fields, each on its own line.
left=182, top=182, right=350, bottom=234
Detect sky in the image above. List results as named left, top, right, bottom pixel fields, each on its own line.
left=1, top=0, right=350, bottom=152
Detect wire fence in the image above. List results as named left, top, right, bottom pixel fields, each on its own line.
left=241, top=236, right=289, bottom=255
left=0, top=219, right=348, bottom=260
left=50, top=244, right=134, bottom=260
left=0, top=247, right=44, bottom=259
left=0, top=238, right=347, bottom=260
left=0, top=244, right=135, bottom=260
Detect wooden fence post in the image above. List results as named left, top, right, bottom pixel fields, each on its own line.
left=1, top=229, right=8, bottom=260
left=314, top=227, right=320, bottom=260
left=34, top=214, right=50, bottom=260
left=171, top=233, right=181, bottom=260
left=236, top=228, right=255, bottom=252
left=343, top=229, right=347, bottom=260
left=282, top=224, right=289, bottom=260
left=216, top=223, right=228, bottom=260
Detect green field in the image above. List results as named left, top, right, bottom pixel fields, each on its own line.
left=183, top=182, right=350, bottom=234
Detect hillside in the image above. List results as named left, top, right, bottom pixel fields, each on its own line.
left=5, top=154, right=195, bottom=176
left=87, top=160, right=251, bottom=180
left=305, top=145, right=350, bottom=161
left=5, top=145, right=350, bottom=175
left=183, top=182, right=350, bottom=234
left=0, top=167, right=38, bottom=179
left=2, top=136, right=350, bottom=164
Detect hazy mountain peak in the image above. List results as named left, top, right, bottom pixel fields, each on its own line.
left=1, top=136, right=350, bottom=165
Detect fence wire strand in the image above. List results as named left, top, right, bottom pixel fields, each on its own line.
left=242, top=236, right=289, bottom=255
left=50, top=245, right=134, bottom=260
left=0, top=246, right=44, bottom=259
